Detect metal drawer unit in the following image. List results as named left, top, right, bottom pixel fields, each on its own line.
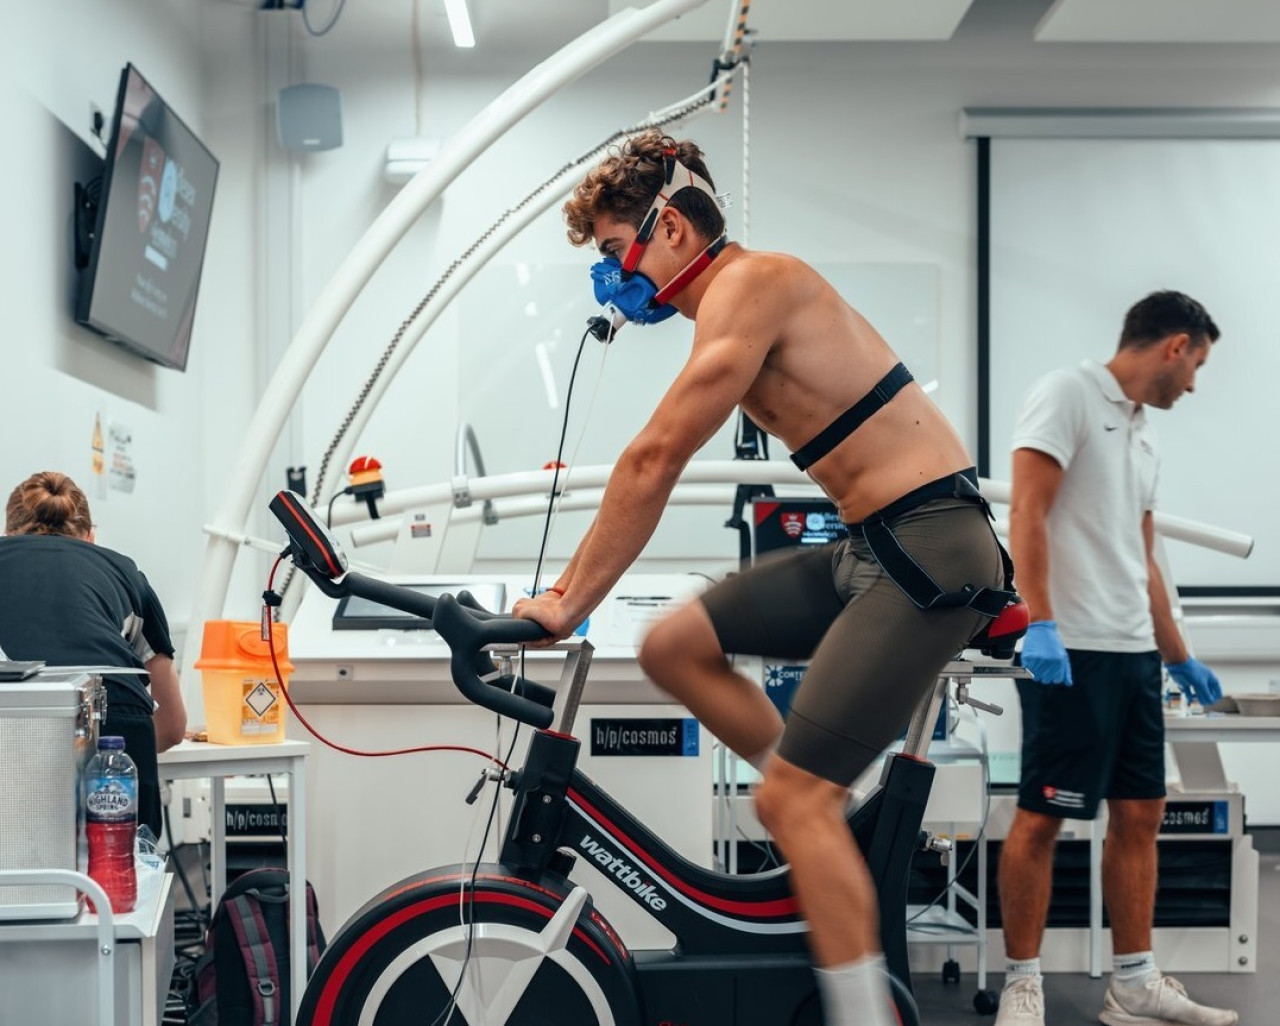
left=0, top=672, right=103, bottom=919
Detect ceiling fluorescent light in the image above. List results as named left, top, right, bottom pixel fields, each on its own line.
left=443, top=0, right=475, bottom=48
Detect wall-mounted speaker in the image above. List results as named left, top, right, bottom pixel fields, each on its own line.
left=276, top=83, right=343, bottom=152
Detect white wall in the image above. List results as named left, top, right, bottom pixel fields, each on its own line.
left=0, top=0, right=263, bottom=683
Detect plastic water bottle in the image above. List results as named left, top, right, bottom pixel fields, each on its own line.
left=84, top=736, right=138, bottom=914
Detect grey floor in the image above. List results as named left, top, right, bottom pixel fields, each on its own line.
left=910, top=852, right=1280, bottom=1024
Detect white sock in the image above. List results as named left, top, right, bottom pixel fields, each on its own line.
left=1112, top=951, right=1159, bottom=987
left=814, top=953, right=897, bottom=1026
left=1004, top=957, right=1042, bottom=984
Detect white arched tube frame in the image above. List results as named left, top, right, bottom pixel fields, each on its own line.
left=307, top=68, right=741, bottom=513
left=187, top=0, right=712, bottom=655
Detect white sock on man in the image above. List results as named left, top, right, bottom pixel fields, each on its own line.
left=1004, top=957, right=1042, bottom=984
left=1111, top=950, right=1159, bottom=988
left=814, top=953, right=897, bottom=1026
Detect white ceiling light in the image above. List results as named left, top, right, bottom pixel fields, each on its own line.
left=443, top=0, right=475, bottom=48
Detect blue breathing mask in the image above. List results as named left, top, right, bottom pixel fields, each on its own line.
left=589, top=257, right=678, bottom=329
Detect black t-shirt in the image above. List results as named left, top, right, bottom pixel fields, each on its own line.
left=0, top=535, right=175, bottom=709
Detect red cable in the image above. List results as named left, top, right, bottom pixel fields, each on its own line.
left=263, top=556, right=507, bottom=769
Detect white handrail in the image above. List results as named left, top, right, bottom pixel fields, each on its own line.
left=348, top=483, right=745, bottom=547
left=0, top=869, right=115, bottom=1025
left=330, top=466, right=1252, bottom=559
left=328, top=459, right=810, bottom=526
left=977, top=479, right=1252, bottom=559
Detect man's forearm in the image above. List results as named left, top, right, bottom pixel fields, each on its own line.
left=1148, top=559, right=1189, bottom=664
left=1008, top=511, right=1053, bottom=622
left=555, top=518, right=597, bottom=591
left=559, top=451, right=678, bottom=620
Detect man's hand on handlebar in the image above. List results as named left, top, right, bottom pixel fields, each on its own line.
left=512, top=592, right=579, bottom=647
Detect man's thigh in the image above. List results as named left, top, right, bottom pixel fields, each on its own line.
left=699, top=543, right=845, bottom=660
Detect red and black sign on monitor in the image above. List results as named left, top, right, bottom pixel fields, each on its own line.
left=748, top=497, right=843, bottom=562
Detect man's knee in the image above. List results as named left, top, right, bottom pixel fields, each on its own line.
left=1106, top=798, right=1165, bottom=840
left=637, top=602, right=718, bottom=684
left=637, top=615, right=681, bottom=686
left=1005, top=807, right=1065, bottom=856
left=755, top=759, right=846, bottom=839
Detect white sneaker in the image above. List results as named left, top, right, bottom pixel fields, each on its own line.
left=995, top=976, right=1046, bottom=1026
left=1098, top=975, right=1238, bottom=1026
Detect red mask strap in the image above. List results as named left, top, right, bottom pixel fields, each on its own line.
left=653, top=235, right=728, bottom=306
left=620, top=148, right=719, bottom=276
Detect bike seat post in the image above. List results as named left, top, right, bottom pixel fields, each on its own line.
left=901, top=675, right=949, bottom=760
left=554, top=638, right=595, bottom=736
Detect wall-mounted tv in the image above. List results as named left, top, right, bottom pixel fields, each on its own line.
left=75, top=64, right=219, bottom=371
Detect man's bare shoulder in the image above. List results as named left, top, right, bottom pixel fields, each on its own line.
left=719, top=248, right=812, bottom=282
left=704, top=248, right=818, bottom=304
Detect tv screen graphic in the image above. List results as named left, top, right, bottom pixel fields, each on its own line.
left=750, top=498, right=845, bottom=558
left=76, top=64, right=219, bottom=371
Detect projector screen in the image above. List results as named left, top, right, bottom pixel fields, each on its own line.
left=983, top=136, right=1278, bottom=591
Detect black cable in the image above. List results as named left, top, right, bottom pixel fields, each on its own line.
left=325, top=489, right=344, bottom=528
left=163, top=803, right=208, bottom=925
left=428, top=322, right=592, bottom=1025
left=531, top=323, right=594, bottom=593
left=266, top=773, right=289, bottom=852
left=429, top=723, right=521, bottom=1026
left=301, top=0, right=346, bottom=36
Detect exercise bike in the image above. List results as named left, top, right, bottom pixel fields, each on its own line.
left=270, top=489, right=1028, bottom=1026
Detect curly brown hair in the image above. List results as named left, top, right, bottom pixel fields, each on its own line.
left=564, top=130, right=724, bottom=248
left=6, top=471, right=94, bottom=537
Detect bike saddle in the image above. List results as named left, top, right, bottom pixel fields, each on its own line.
left=969, top=599, right=1030, bottom=661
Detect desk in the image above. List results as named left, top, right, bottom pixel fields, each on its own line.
left=1082, top=715, right=1272, bottom=977
left=159, top=739, right=310, bottom=1020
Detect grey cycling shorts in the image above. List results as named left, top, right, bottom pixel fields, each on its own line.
left=700, top=497, right=1003, bottom=785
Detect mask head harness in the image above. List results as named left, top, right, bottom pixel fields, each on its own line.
left=588, top=147, right=728, bottom=339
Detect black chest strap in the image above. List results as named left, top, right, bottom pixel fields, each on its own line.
left=790, top=363, right=914, bottom=471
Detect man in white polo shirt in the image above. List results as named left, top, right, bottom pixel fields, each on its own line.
left=993, top=291, right=1234, bottom=1026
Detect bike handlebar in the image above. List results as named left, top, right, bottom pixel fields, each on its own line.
left=270, top=490, right=558, bottom=728
left=334, top=573, right=557, bottom=729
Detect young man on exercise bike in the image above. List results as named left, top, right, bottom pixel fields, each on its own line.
left=513, top=130, right=1011, bottom=1026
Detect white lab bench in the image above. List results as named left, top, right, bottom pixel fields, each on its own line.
left=158, top=738, right=311, bottom=1020
left=1075, top=714, right=1277, bottom=977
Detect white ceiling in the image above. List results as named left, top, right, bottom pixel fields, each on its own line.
left=606, top=0, right=978, bottom=43
left=318, top=0, right=1280, bottom=51
left=1036, top=0, right=1280, bottom=44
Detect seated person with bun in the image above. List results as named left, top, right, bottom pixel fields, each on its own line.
left=0, top=471, right=186, bottom=836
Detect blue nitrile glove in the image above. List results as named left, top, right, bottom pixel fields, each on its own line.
left=1021, top=620, right=1073, bottom=686
left=1165, top=658, right=1222, bottom=707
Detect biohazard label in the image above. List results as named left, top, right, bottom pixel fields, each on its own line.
left=242, top=679, right=281, bottom=734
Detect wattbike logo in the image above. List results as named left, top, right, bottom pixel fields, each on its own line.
left=578, top=834, right=667, bottom=911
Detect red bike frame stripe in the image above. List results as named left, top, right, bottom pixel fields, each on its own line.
left=569, top=787, right=800, bottom=919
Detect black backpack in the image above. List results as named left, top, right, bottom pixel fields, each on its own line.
left=189, top=868, right=326, bottom=1026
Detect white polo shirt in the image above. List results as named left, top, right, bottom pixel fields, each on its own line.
left=1011, top=360, right=1159, bottom=652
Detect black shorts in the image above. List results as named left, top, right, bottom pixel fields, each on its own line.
left=700, top=496, right=1004, bottom=786
left=104, top=687, right=161, bottom=839
left=1016, top=649, right=1165, bottom=819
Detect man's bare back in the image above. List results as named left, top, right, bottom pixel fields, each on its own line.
left=697, top=248, right=971, bottom=522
